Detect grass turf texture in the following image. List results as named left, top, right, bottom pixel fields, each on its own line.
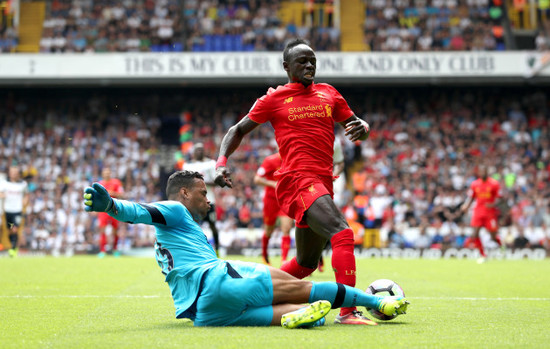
left=1, top=256, right=549, bottom=349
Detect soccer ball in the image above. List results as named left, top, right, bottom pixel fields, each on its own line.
left=365, top=279, right=405, bottom=321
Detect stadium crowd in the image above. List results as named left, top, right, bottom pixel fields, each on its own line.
left=0, top=86, right=549, bottom=255
left=363, top=0, right=508, bottom=51
left=34, top=0, right=549, bottom=53
left=38, top=0, right=340, bottom=53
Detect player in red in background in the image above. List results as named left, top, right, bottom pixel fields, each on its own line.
left=215, top=39, right=374, bottom=325
left=460, top=165, right=503, bottom=263
left=97, top=168, right=124, bottom=257
left=254, top=152, right=294, bottom=266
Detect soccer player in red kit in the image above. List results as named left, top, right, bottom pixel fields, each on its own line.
left=97, top=168, right=124, bottom=257
left=214, top=39, right=382, bottom=325
left=254, top=152, right=294, bottom=265
left=460, top=165, right=502, bottom=263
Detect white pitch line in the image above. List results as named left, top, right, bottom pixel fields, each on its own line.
left=0, top=295, right=548, bottom=301
left=413, top=297, right=550, bottom=301
left=0, top=295, right=163, bottom=298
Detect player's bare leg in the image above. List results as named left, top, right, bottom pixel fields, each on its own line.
left=280, top=216, right=293, bottom=264
left=280, top=226, right=325, bottom=277
left=270, top=266, right=406, bottom=327
left=489, top=230, right=502, bottom=247
left=262, top=224, right=275, bottom=265
left=305, top=195, right=375, bottom=324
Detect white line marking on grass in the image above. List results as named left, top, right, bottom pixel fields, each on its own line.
left=1, top=295, right=548, bottom=301
left=0, top=295, right=163, bottom=298
left=413, top=297, right=550, bottom=301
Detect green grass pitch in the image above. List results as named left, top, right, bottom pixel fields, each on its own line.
left=1, top=256, right=549, bottom=348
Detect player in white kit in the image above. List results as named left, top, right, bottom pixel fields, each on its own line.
left=0, top=166, right=29, bottom=257
left=183, top=143, right=220, bottom=255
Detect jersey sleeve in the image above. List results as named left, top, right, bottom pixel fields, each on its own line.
left=109, top=200, right=185, bottom=227
left=256, top=165, right=267, bottom=177
left=327, top=85, right=354, bottom=123
left=205, top=160, right=217, bottom=184
left=247, top=92, right=273, bottom=124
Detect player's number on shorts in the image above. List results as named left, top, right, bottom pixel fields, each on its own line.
left=155, top=242, right=174, bottom=275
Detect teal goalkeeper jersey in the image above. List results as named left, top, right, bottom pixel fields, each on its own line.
left=108, top=199, right=221, bottom=319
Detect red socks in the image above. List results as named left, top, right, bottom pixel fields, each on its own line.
left=262, top=233, right=270, bottom=262
left=474, top=237, right=486, bottom=257
left=113, top=235, right=119, bottom=252
left=281, top=257, right=316, bottom=279
left=331, top=228, right=357, bottom=316
left=281, top=235, right=291, bottom=262
left=99, top=233, right=107, bottom=253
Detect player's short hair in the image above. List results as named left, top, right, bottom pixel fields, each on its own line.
left=166, top=170, right=204, bottom=199
left=283, top=38, right=311, bottom=62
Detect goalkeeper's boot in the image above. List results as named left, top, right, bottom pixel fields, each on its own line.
left=295, top=316, right=326, bottom=329
left=8, top=248, right=18, bottom=258
left=377, top=296, right=409, bottom=317
left=281, top=300, right=331, bottom=329
left=334, top=310, right=378, bottom=326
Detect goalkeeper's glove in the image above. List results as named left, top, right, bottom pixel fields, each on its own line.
left=83, top=182, right=114, bottom=213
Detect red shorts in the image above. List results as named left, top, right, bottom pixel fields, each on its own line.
left=276, top=173, right=333, bottom=228
left=98, top=212, right=119, bottom=229
left=263, top=195, right=283, bottom=226
left=471, top=211, right=497, bottom=232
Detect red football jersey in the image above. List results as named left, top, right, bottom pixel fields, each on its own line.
left=468, top=177, right=500, bottom=215
left=256, top=153, right=282, bottom=200
left=247, top=82, right=354, bottom=178
left=99, top=178, right=124, bottom=197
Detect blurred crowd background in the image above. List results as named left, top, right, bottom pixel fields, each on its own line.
left=0, top=0, right=549, bottom=255
left=0, top=86, right=548, bottom=255
left=0, top=0, right=548, bottom=53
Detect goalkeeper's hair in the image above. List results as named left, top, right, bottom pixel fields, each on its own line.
left=166, top=170, right=204, bottom=199
left=283, top=38, right=311, bottom=63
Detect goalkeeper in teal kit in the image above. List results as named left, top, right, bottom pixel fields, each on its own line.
left=83, top=170, right=408, bottom=327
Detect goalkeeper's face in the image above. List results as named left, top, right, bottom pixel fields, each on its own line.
left=185, top=179, right=211, bottom=222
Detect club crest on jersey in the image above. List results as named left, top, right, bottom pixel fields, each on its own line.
left=324, top=105, right=332, bottom=118
left=308, top=184, right=318, bottom=195
left=283, top=97, right=293, bottom=104
left=317, top=92, right=327, bottom=103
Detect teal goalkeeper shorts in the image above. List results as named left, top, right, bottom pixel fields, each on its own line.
left=193, top=260, right=274, bottom=326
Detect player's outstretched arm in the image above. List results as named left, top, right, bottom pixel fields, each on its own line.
left=83, top=183, right=179, bottom=226
left=340, top=115, right=370, bottom=142
left=254, top=174, right=277, bottom=188
left=215, top=116, right=260, bottom=188
left=460, top=196, right=474, bottom=214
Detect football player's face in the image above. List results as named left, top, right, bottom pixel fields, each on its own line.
left=8, top=167, right=19, bottom=181
left=187, top=179, right=211, bottom=221
left=285, top=44, right=316, bottom=86
left=193, top=144, right=204, bottom=160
